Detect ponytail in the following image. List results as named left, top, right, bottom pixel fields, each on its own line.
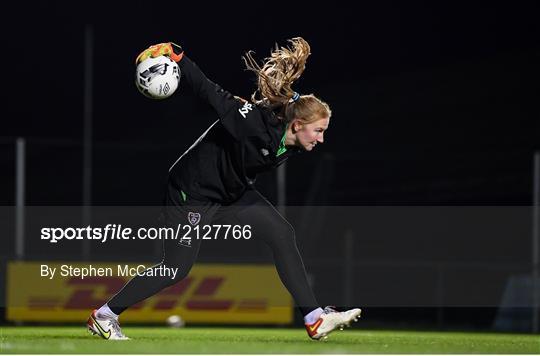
left=243, top=38, right=331, bottom=125
left=243, top=37, right=310, bottom=106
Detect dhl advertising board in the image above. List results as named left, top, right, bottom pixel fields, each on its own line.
left=7, top=262, right=292, bottom=324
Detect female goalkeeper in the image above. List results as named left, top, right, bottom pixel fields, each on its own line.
left=87, top=38, right=361, bottom=341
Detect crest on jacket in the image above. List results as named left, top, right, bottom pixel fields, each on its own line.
left=188, top=212, right=201, bottom=226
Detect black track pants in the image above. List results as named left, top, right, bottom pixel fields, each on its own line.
left=107, top=187, right=319, bottom=316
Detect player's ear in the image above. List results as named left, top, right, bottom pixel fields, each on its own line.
left=292, top=119, right=303, bottom=133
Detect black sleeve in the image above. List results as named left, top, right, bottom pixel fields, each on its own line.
left=178, top=55, right=266, bottom=140
left=178, top=56, right=239, bottom=119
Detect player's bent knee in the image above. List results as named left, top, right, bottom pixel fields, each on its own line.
left=267, top=221, right=296, bottom=246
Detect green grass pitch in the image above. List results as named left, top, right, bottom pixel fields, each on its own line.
left=1, top=326, right=538, bottom=354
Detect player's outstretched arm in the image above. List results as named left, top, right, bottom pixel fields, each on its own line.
left=136, top=42, right=239, bottom=119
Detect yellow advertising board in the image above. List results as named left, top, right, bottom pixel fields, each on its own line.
left=7, top=262, right=292, bottom=324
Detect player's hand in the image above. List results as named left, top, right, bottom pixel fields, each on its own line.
left=135, top=42, right=184, bottom=64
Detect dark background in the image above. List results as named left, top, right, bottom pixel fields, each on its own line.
left=1, top=1, right=539, bottom=331
left=2, top=1, right=538, bottom=206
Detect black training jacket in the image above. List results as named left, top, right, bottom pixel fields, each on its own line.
left=167, top=56, right=301, bottom=204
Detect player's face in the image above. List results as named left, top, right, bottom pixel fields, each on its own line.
left=294, top=117, right=330, bottom=151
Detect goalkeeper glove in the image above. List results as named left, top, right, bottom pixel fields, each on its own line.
left=135, top=42, right=184, bottom=64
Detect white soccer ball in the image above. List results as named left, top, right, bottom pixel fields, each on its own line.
left=166, top=314, right=185, bottom=328
left=135, top=55, right=180, bottom=99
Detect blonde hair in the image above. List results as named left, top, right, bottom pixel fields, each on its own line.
left=243, top=37, right=331, bottom=124
left=285, top=94, right=332, bottom=125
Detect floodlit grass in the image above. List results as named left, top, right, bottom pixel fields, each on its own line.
left=1, top=326, right=539, bottom=354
